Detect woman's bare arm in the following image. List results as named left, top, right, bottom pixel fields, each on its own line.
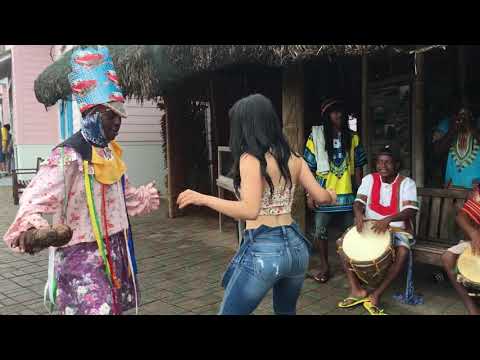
left=177, top=154, right=263, bottom=220
left=298, top=158, right=335, bottom=205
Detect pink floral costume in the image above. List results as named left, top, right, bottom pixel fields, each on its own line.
left=4, top=143, right=160, bottom=315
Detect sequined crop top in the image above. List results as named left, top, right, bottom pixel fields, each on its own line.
left=258, top=185, right=296, bottom=216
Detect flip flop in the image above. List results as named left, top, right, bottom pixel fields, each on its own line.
left=312, top=270, right=330, bottom=284
left=338, top=296, right=368, bottom=308
left=363, top=300, right=388, bottom=315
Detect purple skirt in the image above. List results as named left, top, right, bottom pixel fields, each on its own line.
left=54, top=231, right=139, bottom=315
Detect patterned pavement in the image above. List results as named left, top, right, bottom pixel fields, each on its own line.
left=0, top=186, right=469, bottom=315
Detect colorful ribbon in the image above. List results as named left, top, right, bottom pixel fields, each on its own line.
left=393, top=236, right=424, bottom=306
left=83, top=160, right=112, bottom=281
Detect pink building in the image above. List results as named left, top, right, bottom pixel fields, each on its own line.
left=0, top=45, right=59, bottom=170
left=0, top=45, right=166, bottom=191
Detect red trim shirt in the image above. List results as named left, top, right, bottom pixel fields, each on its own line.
left=355, top=173, right=419, bottom=230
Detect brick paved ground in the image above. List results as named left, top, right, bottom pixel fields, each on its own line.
left=0, top=182, right=470, bottom=315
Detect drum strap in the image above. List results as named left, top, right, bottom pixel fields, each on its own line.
left=348, top=259, right=369, bottom=284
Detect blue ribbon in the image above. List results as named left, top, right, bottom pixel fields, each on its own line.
left=393, top=249, right=424, bottom=305
left=121, top=175, right=138, bottom=274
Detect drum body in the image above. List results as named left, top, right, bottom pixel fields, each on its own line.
left=339, top=221, right=394, bottom=287
left=457, top=245, right=480, bottom=296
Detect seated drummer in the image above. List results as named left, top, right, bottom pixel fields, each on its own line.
left=442, top=182, right=480, bottom=315
left=337, top=144, right=419, bottom=315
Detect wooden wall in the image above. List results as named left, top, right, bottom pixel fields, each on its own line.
left=165, top=66, right=282, bottom=218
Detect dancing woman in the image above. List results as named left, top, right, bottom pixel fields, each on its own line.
left=177, top=94, right=336, bottom=315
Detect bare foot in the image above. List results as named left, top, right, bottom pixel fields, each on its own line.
left=368, top=292, right=381, bottom=307
left=350, top=288, right=368, bottom=300
left=467, top=304, right=480, bottom=315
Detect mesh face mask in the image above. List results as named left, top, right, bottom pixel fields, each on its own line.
left=80, top=111, right=108, bottom=148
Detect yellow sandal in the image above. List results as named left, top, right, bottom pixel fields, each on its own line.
left=363, top=300, right=388, bottom=315
left=338, top=296, right=368, bottom=309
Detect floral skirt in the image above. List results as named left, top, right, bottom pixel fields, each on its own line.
left=54, top=231, right=139, bottom=315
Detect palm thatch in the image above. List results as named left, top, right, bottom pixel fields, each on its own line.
left=35, top=44, right=426, bottom=107
left=164, top=45, right=386, bottom=73
left=34, top=45, right=182, bottom=107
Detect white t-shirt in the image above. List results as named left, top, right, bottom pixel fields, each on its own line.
left=355, top=174, right=419, bottom=229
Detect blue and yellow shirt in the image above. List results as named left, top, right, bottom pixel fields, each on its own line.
left=304, top=132, right=367, bottom=213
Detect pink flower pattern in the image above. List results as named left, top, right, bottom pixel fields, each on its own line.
left=3, top=146, right=160, bottom=252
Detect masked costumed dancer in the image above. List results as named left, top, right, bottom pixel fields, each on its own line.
left=3, top=46, right=160, bottom=315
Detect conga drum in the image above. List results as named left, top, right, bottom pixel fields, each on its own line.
left=457, top=245, right=480, bottom=297
left=338, top=221, right=395, bottom=287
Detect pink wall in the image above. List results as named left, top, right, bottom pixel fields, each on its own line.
left=11, top=46, right=58, bottom=145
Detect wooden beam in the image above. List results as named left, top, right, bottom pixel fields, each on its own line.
left=458, top=46, right=468, bottom=106
left=164, top=94, right=188, bottom=218
left=413, top=51, right=425, bottom=187
left=209, top=78, right=219, bottom=193
left=361, top=55, right=370, bottom=173
left=282, top=64, right=306, bottom=232
left=164, top=97, right=175, bottom=218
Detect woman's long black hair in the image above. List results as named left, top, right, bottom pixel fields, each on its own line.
left=228, top=94, right=298, bottom=198
left=322, top=102, right=352, bottom=161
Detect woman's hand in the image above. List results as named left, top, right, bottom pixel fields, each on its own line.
left=306, top=195, right=316, bottom=210
left=327, top=188, right=337, bottom=205
left=177, top=189, right=208, bottom=209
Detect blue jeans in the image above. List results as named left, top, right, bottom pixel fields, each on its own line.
left=219, top=223, right=311, bottom=315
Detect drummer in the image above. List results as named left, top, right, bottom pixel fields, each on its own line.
left=441, top=183, right=480, bottom=315
left=337, top=144, right=420, bottom=315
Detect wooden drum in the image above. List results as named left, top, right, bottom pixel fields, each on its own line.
left=338, top=221, right=395, bottom=287
left=457, top=245, right=480, bottom=297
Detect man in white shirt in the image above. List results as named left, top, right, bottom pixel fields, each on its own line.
left=337, top=145, right=419, bottom=315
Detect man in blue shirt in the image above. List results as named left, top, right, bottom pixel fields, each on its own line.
left=433, top=106, right=480, bottom=189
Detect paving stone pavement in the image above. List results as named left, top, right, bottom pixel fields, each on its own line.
left=0, top=186, right=470, bottom=315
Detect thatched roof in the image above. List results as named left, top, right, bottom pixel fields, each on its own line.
left=35, top=45, right=181, bottom=107
left=35, top=45, right=441, bottom=107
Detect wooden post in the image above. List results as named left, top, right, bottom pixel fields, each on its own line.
left=413, top=51, right=425, bottom=187
left=164, top=94, right=188, bottom=218
left=361, top=55, right=370, bottom=173
left=282, top=64, right=306, bottom=232
left=217, top=146, right=224, bottom=232
left=209, top=78, right=220, bottom=196
left=165, top=97, right=175, bottom=218
left=458, top=46, right=468, bottom=106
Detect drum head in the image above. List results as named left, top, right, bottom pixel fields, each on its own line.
left=342, top=222, right=391, bottom=262
left=458, top=245, right=480, bottom=284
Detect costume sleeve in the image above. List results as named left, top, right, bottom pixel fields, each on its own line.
left=124, top=177, right=160, bottom=217
left=400, top=178, right=419, bottom=211
left=3, top=147, right=76, bottom=252
left=303, top=133, right=317, bottom=174
left=353, top=135, right=367, bottom=168
left=354, top=174, right=372, bottom=205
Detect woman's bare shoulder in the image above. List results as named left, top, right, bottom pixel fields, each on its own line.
left=288, top=153, right=304, bottom=181
left=239, top=153, right=261, bottom=170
